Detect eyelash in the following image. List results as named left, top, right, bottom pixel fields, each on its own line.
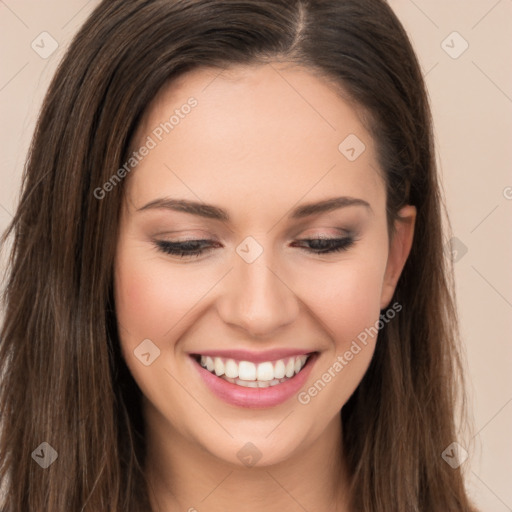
left=154, top=236, right=356, bottom=259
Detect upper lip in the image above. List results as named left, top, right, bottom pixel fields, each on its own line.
left=190, top=348, right=316, bottom=363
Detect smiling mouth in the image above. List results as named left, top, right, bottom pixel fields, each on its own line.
left=191, top=353, right=314, bottom=388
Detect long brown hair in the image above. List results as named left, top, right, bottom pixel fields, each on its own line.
left=0, top=0, right=479, bottom=510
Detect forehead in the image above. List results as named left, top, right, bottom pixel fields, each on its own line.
left=126, top=63, right=385, bottom=219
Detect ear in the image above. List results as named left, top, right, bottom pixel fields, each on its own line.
left=380, top=205, right=416, bottom=310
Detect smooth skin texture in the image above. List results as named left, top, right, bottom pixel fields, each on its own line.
left=114, top=63, right=416, bottom=512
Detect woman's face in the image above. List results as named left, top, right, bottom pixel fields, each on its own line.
left=114, top=63, right=415, bottom=467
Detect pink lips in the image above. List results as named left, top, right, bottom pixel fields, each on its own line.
left=189, top=351, right=318, bottom=409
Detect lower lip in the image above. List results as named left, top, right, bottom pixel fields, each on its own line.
left=191, top=353, right=318, bottom=409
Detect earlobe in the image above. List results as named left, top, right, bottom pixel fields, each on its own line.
left=380, top=205, right=417, bottom=310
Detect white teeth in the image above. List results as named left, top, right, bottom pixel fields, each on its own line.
left=222, top=376, right=290, bottom=388
left=256, top=361, right=274, bottom=381
left=197, top=353, right=311, bottom=386
left=224, top=358, right=238, bottom=379
left=285, top=358, right=295, bottom=378
left=238, top=361, right=256, bottom=381
left=214, top=358, right=225, bottom=377
left=274, top=360, right=286, bottom=379
left=295, top=355, right=307, bottom=374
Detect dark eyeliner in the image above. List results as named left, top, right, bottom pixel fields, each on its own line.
left=293, top=236, right=356, bottom=254
left=154, top=239, right=215, bottom=258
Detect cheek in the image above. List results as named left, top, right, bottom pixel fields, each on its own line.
left=113, top=243, right=205, bottom=413
left=114, top=246, right=204, bottom=347
left=297, top=253, right=387, bottom=345
left=292, top=256, right=386, bottom=418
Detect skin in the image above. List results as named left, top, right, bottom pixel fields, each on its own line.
left=114, top=62, right=416, bottom=512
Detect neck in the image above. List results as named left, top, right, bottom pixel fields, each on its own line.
left=143, top=399, right=353, bottom=512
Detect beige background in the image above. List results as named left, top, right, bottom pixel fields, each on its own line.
left=1, top=1, right=511, bottom=509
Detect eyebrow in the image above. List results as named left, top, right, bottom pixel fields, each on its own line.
left=136, top=195, right=372, bottom=221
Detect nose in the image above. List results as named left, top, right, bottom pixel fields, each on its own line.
left=216, top=248, right=299, bottom=339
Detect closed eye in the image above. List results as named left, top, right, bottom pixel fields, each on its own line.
left=154, top=236, right=357, bottom=259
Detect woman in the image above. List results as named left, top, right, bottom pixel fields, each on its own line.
left=0, top=0, right=479, bottom=510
